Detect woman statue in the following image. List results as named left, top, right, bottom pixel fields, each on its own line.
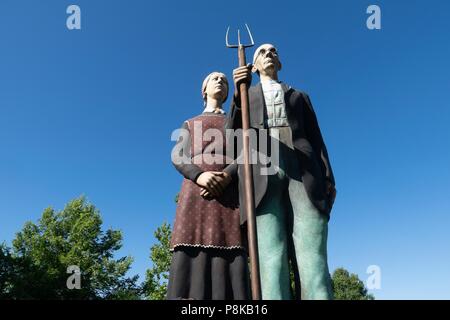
left=167, top=72, right=248, bottom=300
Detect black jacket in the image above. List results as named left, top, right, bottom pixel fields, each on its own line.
left=226, top=83, right=335, bottom=224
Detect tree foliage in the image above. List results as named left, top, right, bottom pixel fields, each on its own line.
left=1, top=196, right=140, bottom=299
left=0, top=243, right=16, bottom=299
left=143, top=222, right=172, bottom=300
left=331, top=267, right=375, bottom=300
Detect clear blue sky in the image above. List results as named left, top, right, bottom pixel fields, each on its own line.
left=1, top=0, right=449, bottom=299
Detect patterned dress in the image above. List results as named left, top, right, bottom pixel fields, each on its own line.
left=167, top=112, right=249, bottom=300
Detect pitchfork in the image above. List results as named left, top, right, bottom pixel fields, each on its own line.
left=226, top=24, right=261, bottom=300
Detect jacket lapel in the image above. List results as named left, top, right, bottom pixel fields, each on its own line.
left=252, top=83, right=265, bottom=127
left=280, top=83, right=295, bottom=125
left=281, top=82, right=291, bottom=106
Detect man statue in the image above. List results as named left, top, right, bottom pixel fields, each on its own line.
left=227, top=44, right=337, bottom=300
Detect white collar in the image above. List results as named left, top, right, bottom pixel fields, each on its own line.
left=203, top=104, right=225, bottom=114
left=261, top=79, right=282, bottom=85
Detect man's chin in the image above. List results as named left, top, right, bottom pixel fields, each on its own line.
left=262, top=65, right=276, bottom=73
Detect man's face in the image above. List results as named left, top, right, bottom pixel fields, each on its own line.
left=205, top=72, right=228, bottom=102
left=253, top=44, right=281, bottom=75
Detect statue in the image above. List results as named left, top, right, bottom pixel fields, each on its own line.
left=167, top=72, right=249, bottom=300
left=228, top=44, right=337, bottom=300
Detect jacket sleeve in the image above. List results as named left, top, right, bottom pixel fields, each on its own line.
left=171, top=121, right=204, bottom=182
left=302, top=92, right=335, bottom=186
left=223, top=94, right=245, bottom=180
left=225, top=94, right=243, bottom=130
left=223, top=162, right=238, bottom=178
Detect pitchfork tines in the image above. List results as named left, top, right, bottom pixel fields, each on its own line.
left=225, top=23, right=255, bottom=48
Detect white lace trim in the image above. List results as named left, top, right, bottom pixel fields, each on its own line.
left=171, top=243, right=246, bottom=251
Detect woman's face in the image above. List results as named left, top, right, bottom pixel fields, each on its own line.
left=205, top=73, right=228, bottom=103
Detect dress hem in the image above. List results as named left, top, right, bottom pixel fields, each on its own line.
left=171, top=243, right=246, bottom=252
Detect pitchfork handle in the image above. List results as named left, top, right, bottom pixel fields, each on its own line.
left=238, top=45, right=262, bottom=300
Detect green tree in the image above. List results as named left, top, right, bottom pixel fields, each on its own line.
left=0, top=243, right=15, bottom=299
left=143, top=222, right=172, bottom=300
left=331, top=267, right=375, bottom=300
left=5, top=196, right=140, bottom=299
